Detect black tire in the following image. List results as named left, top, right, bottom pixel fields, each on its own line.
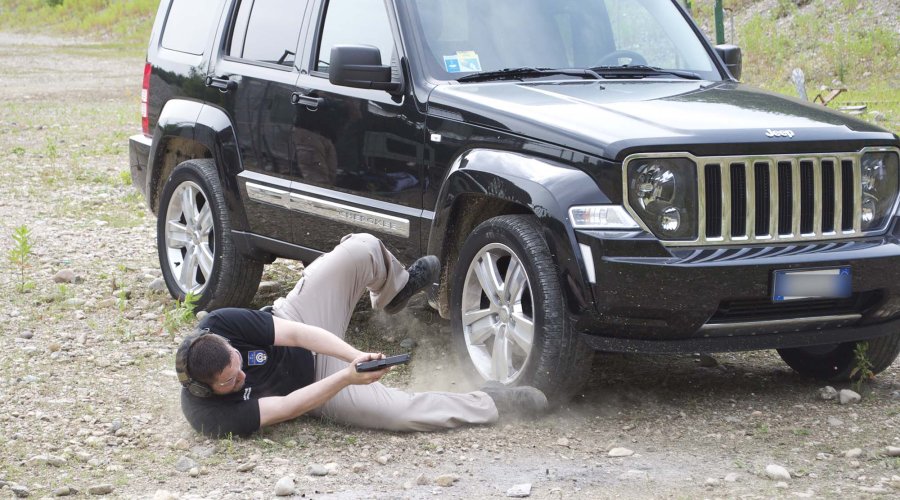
left=450, top=215, right=593, bottom=402
left=777, top=332, right=900, bottom=381
left=157, top=159, right=263, bottom=311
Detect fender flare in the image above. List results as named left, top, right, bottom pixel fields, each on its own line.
left=147, top=99, right=250, bottom=231
left=429, top=149, right=611, bottom=315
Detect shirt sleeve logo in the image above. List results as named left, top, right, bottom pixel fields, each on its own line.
left=247, top=350, right=268, bottom=366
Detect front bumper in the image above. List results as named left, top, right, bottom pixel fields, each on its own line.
left=573, top=221, right=900, bottom=353
left=128, top=133, right=152, bottom=205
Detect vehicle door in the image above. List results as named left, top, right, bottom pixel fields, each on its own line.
left=291, top=0, right=427, bottom=261
left=209, top=0, right=311, bottom=243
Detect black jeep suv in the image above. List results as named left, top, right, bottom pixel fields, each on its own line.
left=130, top=0, right=900, bottom=399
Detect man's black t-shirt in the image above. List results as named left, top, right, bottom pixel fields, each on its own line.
left=180, top=308, right=315, bottom=437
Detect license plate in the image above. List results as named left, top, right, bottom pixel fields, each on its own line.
left=772, top=267, right=851, bottom=302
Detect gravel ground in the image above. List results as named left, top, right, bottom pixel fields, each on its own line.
left=1, top=33, right=900, bottom=500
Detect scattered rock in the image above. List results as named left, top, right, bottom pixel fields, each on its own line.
left=173, top=438, right=190, bottom=450
left=698, top=353, right=718, bottom=367
left=88, top=484, right=113, bottom=495
left=618, top=470, right=648, bottom=480
left=189, top=467, right=200, bottom=477
left=54, top=269, right=81, bottom=284
left=18, top=331, right=34, bottom=340
left=839, top=389, right=861, bottom=405
left=506, top=483, right=532, bottom=497
left=414, top=473, right=430, bottom=485
left=258, top=281, right=280, bottom=294
left=435, top=474, right=460, bottom=487
left=556, top=437, right=570, bottom=447
left=47, top=454, right=66, bottom=466
left=175, top=456, right=198, bottom=472
left=765, top=464, right=791, bottom=481
left=236, top=461, right=257, bottom=472
left=351, top=463, right=366, bottom=473
left=608, top=447, right=634, bottom=457
left=148, top=278, right=167, bottom=292
left=818, top=386, right=838, bottom=400
left=274, top=475, right=295, bottom=496
left=324, top=462, right=339, bottom=474
left=196, top=310, right=208, bottom=321
left=885, top=446, right=900, bottom=457
left=375, top=454, right=391, bottom=465
left=53, top=486, right=74, bottom=496
left=10, top=485, right=30, bottom=498
left=827, top=417, right=844, bottom=427
left=399, top=338, right=417, bottom=349
left=774, top=481, right=788, bottom=489
left=307, top=463, right=328, bottom=476
left=724, top=472, right=740, bottom=483
left=843, top=448, right=863, bottom=458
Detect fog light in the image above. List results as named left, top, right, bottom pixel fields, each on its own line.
left=660, top=207, right=681, bottom=232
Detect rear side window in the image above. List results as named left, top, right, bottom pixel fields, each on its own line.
left=228, top=0, right=308, bottom=66
left=161, top=0, right=221, bottom=55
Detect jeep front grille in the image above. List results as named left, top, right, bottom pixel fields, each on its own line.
left=699, top=154, right=861, bottom=244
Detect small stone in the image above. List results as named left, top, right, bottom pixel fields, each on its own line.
left=11, top=485, right=30, bottom=498
left=258, top=281, right=280, bottom=294
left=608, top=447, right=634, bottom=457
left=175, top=456, right=198, bottom=472
left=274, top=475, right=295, bottom=496
left=775, top=481, right=788, bottom=489
left=827, top=417, right=844, bottom=427
left=54, top=269, right=81, bottom=284
left=88, top=484, right=114, bottom=495
left=765, top=464, right=791, bottom=481
left=698, top=353, right=718, bottom=367
left=886, top=446, right=900, bottom=457
left=705, top=477, right=720, bottom=486
left=53, top=486, right=74, bottom=496
left=435, top=474, right=460, bottom=487
left=47, top=455, right=66, bottom=466
left=236, top=461, right=257, bottom=472
left=399, top=338, right=417, bottom=349
left=818, top=386, right=838, bottom=400
left=376, top=454, right=391, bottom=465
left=415, top=473, right=429, bottom=485
left=173, top=438, right=190, bottom=450
left=844, top=448, right=863, bottom=458
left=506, top=483, right=532, bottom=497
left=189, top=467, right=200, bottom=477
left=839, top=389, right=861, bottom=405
left=148, top=278, right=167, bottom=292
left=307, top=463, right=328, bottom=476
left=18, top=331, right=34, bottom=340
left=324, top=462, right=339, bottom=474
left=351, top=463, right=366, bottom=473
left=557, top=438, right=570, bottom=447
left=724, top=472, right=740, bottom=483
left=816, top=452, right=833, bottom=460
left=196, top=310, right=208, bottom=321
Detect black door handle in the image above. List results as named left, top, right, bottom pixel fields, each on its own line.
left=291, top=92, right=324, bottom=109
left=205, top=76, right=237, bottom=92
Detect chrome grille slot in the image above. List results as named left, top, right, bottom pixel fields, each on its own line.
left=697, top=153, right=862, bottom=245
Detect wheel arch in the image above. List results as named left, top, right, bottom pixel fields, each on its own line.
left=428, top=149, right=604, bottom=318
left=147, top=100, right=250, bottom=232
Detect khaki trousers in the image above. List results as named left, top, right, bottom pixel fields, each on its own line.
left=272, top=233, right=498, bottom=431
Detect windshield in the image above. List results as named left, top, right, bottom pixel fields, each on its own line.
left=407, top=0, right=720, bottom=81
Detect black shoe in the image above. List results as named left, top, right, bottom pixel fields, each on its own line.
left=384, top=255, right=440, bottom=314
left=480, top=381, right=549, bottom=417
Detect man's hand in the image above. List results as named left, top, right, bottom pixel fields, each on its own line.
left=346, top=353, right=389, bottom=384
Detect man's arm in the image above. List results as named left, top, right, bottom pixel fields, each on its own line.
left=272, top=316, right=362, bottom=362
left=257, top=353, right=388, bottom=427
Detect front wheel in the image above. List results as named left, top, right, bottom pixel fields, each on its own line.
left=156, top=159, right=263, bottom=311
left=450, top=215, right=592, bottom=402
left=777, top=332, right=900, bottom=381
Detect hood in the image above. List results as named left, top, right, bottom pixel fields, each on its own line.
left=427, top=80, right=895, bottom=159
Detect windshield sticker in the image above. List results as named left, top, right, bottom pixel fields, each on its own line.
left=456, top=51, right=482, bottom=72
left=443, top=55, right=461, bottom=73
left=444, top=51, right=482, bottom=73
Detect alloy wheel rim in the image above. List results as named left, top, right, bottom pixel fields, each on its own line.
left=460, top=242, right=535, bottom=384
left=164, top=181, right=215, bottom=295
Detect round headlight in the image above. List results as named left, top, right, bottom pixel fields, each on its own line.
left=634, top=163, right=677, bottom=209
left=660, top=206, right=682, bottom=232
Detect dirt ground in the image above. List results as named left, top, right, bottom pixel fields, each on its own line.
left=1, top=32, right=900, bottom=499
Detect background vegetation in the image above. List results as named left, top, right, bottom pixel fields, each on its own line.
left=0, top=0, right=896, bottom=131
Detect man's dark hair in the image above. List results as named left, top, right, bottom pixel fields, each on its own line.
left=187, top=333, right=233, bottom=384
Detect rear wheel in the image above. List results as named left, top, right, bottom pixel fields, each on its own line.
left=157, top=159, right=263, bottom=311
left=777, top=332, right=900, bottom=381
left=450, top=215, right=592, bottom=402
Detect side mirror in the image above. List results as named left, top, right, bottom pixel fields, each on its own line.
left=715, top=44, right=742, bottom=81
left=329, top=45, right=401, bottom=93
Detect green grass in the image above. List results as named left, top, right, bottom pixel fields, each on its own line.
left=0, top=0, right=157, bottom=49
